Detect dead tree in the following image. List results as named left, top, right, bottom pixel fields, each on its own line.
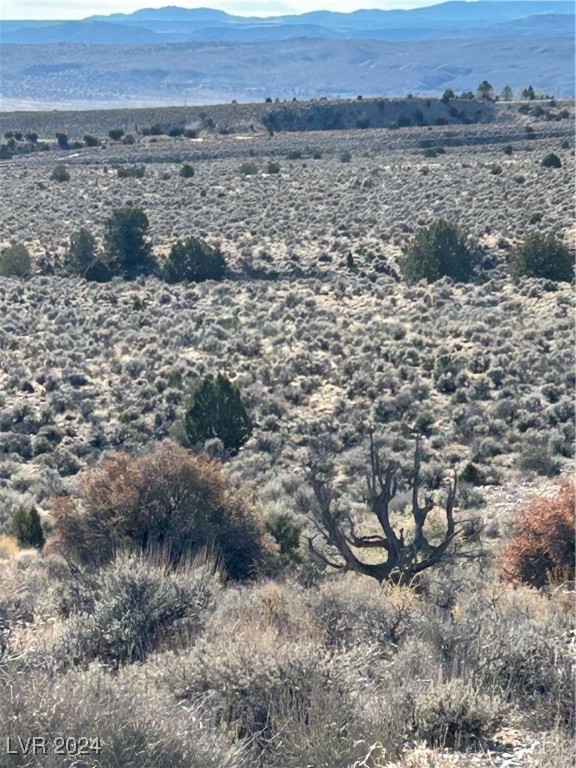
left=307, top=434, right=465, bottom=585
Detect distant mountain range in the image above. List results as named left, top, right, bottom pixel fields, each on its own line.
left=1, top=1, right=574, bottom=44
left=1, top=2, right=573, bottom=109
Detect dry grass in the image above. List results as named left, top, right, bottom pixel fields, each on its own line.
left=0, top=535, right=19, bottom=559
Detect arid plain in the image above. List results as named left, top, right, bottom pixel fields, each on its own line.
left=0, top=98, right=574, bottom=768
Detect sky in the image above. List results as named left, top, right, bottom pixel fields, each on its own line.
left=1, top=0, right=550, bottom=21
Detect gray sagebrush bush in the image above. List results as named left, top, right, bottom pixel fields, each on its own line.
left=56, top=551, right=220, bottom=667
left=0, top=662, right=252, bottom=768
left=0, top=243, right=31, bottom=278
left=410, top=678, right=504, bottom=750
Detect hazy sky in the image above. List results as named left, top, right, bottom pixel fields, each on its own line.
left=2, top=0, right=525, bottom=21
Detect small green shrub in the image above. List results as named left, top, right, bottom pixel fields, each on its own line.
left=503, top=145, right=513, bottom=155
left=267, top=161, right=281, bottom=174
left=55, top=132, right=69, bottom=149
left=11, top=505, right=45, bottom=549
left=109, top=128, right=124, bottom=141
left=84, top=259, right=113, bottom=283
left=287, top=150, right=302, bottom=160
left=507, top=232, right=573, bottom=282
left=340, top=151, right=352, bottom=163
left=185, top=373, right=252, bottom=453
left=122, top=134, right=136, bottom=145
left=117, top=165, right=145, bottom=178
left=239, top=161, right=258, bottom=176
left=265, top=513, right=302, bottom=565
left=542, top=152, right=561, bottom=168
left=50, top=164, right=70, bottom=182
left=83, top=134, right=100, bottom=147
left=179, top=163, right=195, bottom=178
left=0, top=243, right=31, bottom=277
left=399, top=219, right=479, bottom=284
left=163, top=237, right=226, bottom=284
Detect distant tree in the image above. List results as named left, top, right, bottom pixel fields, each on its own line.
left=266, top=513, right=302, bottom=566
left=163, top=237, right=226, bottom=284
left=541, top=152, right=561, bottom=169
left=399, top=219, right=479, bottom=284
left=477, top=80, right=495, bottom=101
left=0, top=243, right=31, bottom=278
left=25, top=132, right=38, bottom=143
left=179, top=163, right=195, bottom=178
left=109, top=129, right=124, bottom=141
left=441, top=88, right=455, bottom=103
left=185, top=373, right=252, bottom=453
left=460, top=91, right=475, bottom=100
left=239, top=161, right=258, bottom=176
left=55, top=132, right=69, bottom=149
left=507, top=231, right=573, bottom=282
left=501, top=85, right=513, bottom=102
left=66, top=228, right=97, bottom=275
left=83, top=134, right=100, bottom=147
left=104, top=207, right=156, bottom=279
left=521, top=85, right=536, bottom=101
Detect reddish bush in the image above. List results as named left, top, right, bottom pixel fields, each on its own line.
left=49, top=440, right=274, bottom=580
left=499, top=480, right=575, bottom=588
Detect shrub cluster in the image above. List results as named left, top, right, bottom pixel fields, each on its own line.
left=399, top=219, right=479, bottom=284
left=498, top=480, right=575, bottom=588
left=507, top=232, right=573, bottom=283
left=50, top=440, right=271, bottom=579
left=163, top=237, right=226, bottom=284
left=64, top=207, right=228, bottom=284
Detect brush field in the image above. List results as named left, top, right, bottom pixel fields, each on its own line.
left=0, top=101, right=574, bottom=768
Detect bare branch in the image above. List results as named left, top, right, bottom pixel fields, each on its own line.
left=307, top=536, right=345, bottom=571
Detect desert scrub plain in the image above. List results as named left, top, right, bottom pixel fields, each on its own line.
left=0, top=99, right=574, bottom=767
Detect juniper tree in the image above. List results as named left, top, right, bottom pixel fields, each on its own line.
left=185, top=373, right=252, bottom=453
